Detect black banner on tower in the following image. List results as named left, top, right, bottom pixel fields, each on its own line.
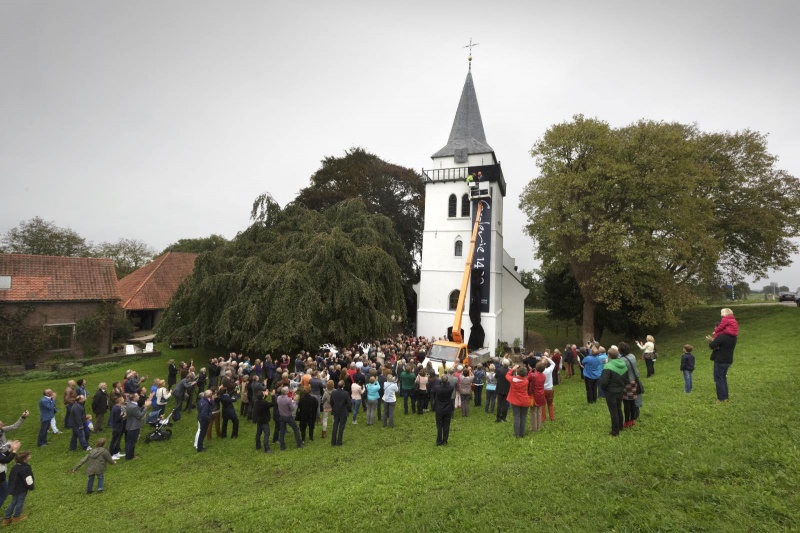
left=470, top=197, right=491, bottom=313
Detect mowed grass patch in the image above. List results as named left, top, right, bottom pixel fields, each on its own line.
left=0, top=305, right=798, bottom=531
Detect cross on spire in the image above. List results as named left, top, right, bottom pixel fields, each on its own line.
left=463, top=37, right=479, bottom=69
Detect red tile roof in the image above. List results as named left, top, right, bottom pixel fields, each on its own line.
left=118, top=252, right=198, bottom=310
left=0, top=254, right=120, bottom=302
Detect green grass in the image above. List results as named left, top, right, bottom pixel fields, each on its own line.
left=1, top=306, right=799, bottom=531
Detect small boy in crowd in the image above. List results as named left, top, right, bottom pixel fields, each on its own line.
left=680, top=344, right=695, bottom=393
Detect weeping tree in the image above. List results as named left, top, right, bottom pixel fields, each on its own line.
left=157, top=196, right=406, bottom=353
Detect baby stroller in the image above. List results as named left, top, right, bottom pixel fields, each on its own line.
left=144, top=409, right=174, bottom=443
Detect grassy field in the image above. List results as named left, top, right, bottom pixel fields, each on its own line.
left=1, top=305, right=798, bottom=532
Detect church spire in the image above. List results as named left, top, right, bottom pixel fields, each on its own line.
left=431, top=68, right=494, bottom=161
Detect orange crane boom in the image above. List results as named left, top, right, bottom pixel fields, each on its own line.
left=450, top=200, right=484, bottom=344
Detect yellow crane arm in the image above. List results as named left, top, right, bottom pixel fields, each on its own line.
left=451, top=201, right=484, bottom=344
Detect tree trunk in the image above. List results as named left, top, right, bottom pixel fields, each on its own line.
left=582, top=299, right=595, bottom=344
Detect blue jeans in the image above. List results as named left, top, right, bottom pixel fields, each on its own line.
left=255, top=422, right=271, bottom=451
left=352, top=399, right=362, bottom=422
left=4, top=491, right=26, bottom=519
left=87, top=473, right=105, bottom=493
left=70, top=427, right=89, bottom=451
left=713, top=363, right=731, bottom=401
left=401, top=390, right=413, bottom=414
left=38, top=420, right=50, bottom=446
left=683, top=370, right=693, bottom=393
left=485, top=389, right=497, bottom=413
left=279, top=416, right=302, bottom=449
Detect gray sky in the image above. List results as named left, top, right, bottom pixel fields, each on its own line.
left=2, top=0, right=799, bottom=290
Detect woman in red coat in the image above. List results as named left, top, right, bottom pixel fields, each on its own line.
left=507, top=365, right=533, bottom=438
left=528, top=361, right=546, bottom=432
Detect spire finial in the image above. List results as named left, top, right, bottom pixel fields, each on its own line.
left=463, top=37, right=479, bottom=70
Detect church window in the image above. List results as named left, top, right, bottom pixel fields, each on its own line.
left=448, top=194, right=457, bottom=218
left=461, top=194, right=470, bottom=217
left=448, top=290, right=460, bottom=311
left=454, top=239, right=463, bottom=257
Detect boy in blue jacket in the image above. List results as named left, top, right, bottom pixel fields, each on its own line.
left=680, top=344, right=695, bottom=393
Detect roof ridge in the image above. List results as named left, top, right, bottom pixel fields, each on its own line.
left=121, top=252, right=169, bottom=308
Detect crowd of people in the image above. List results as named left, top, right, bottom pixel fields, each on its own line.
left=0, top=309, right=738, bottom=525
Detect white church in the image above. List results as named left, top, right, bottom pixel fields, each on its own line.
left=414, top=65, right=528, bottom=353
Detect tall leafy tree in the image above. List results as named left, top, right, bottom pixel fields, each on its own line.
left=157, top=198, right=406, bottom=353
left=1, top=216, right=92, bottom=256
left=94, top=238, right=156, bottom=278
left=292, top=147, right=425, bottom=284
left=520, top=115, right=800, bottom=341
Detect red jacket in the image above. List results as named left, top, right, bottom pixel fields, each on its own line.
left=528, top=372, right=545, bottom=406
left=507, top=371, right=533, bottom=407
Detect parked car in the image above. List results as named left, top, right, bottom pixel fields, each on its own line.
left=778, top=291, right=796, bottom=302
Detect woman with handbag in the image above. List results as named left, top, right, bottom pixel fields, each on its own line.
left=636, top=335, right=656, bottom=377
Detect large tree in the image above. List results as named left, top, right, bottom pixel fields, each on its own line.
left=94, top=238, right=157, bottom=278
left=157, top=197, right=406, bottom=353
left=292, top=147, right=425, bottom=284
left=520, top=115, right=800, bottom=341
left=1, top=216, right=92, bottom=257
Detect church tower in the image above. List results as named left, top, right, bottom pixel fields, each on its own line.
left=414, top=63, right=528, bottom=353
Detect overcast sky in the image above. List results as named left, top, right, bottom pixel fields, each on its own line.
left=2, top=0, right=799, bottom=289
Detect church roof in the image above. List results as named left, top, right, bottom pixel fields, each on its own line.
left=432, top=70, right=494, bottom=159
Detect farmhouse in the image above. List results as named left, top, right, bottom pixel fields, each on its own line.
left=118, top=251, right=198, bottom=330
left=0, top=253, right=120, bottom=361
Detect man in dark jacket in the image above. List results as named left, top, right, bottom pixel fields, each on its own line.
left=495, top=359, right=511, bottom=423
left=708, top=332, right=736, bottom=402
left=172, top=374, right=196, bottom=413
left=195, top=390, right=213, bottom=452
left=251, top=391, right=274, bottom=453
left=91, top=383, right=109, bottom=433
left=599, top=346, right=628, bottom=436
left=68, top=396, right=90, bottom=451
left=124, top=394, right=149, bottom=460
left=432, top=375, right=455, bottom=446
left=329, top=381, right=351, bottom=446
left=297, top=393, right=318, bottom=442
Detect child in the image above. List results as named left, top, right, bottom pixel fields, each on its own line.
left=2, top=450, right=33, bottom=525
left=83, top=415, right=94, bottom=444
left=680, top=344, right=695, bottom=393
left=713, top=308, right=739, bottom=338
left=72, top=437, right=115, bottom=494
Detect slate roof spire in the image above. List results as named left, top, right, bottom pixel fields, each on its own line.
left=431, top=69, right=494, bottom=161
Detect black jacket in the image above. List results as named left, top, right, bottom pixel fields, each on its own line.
left=7, top=462, right=34, bottom=495
left=197, top=397, right=213, bottom=423
left=330, top=389, right=351, bottom=419
left=67, top=401, right=86, bottom=429
left=91, top=389, right=109, bottom=415
left=709, top=334, right=736, bottom=365
left=432, top=381, right=455, bottom=416
left=252, top=397, right=273, bottom=425
left=496, top=367, right=511, bottom=395
left=297, top=394, right=319, bottom=424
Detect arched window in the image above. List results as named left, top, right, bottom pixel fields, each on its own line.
left=448, top=290, right=460, bottom=311
left=454, top=239, right=463, bottom=257
left=448, top=194, right=457, bottom=217
left=461, top=194, right=470, bottom=217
